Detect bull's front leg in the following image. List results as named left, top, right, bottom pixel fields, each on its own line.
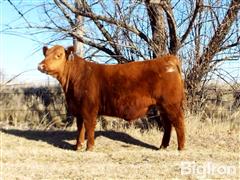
left=76, top=116, right=85, bottom=150
left=84, top=117, right=97, bottom=151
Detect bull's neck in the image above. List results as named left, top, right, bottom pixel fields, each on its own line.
left=57, top=61, right=73, bottom=93
left=57, top=58, right=84, bottom=93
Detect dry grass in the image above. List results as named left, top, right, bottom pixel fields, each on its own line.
left=1, top=115, right=239, bottom=180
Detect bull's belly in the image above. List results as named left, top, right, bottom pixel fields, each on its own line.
left=119, top=106, right=149, bottom=121
left=101, top=107, right=148, bottom=121
left=101, top=96, right=156, bottom=121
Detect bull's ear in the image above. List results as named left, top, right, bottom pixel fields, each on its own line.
left=65, top=46, right=75, bottom=55
left=65, top=46, right=75, bottom=60
left=43, top=46, right=48, bottom=56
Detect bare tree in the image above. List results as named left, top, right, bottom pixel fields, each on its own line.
left=185, top=0, right=240, bottom=95
left=4, top=0, right=240, bottom=97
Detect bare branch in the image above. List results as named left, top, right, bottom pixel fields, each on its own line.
left=69, top=31, right=128, bottom=62
left=160, top=1, right=180, bottom=55
left=220, top=37, right=240, bottom=51
left=53, top=0, right=75, bottom=27
left=81, top=0, right=126, bottom=63
left=186, top=0, right=240, bottom=92
left=199, top=0, right=240, bottom=64
left=59, top=0, right=152, bottom=45
left=7, top=0, right=32, bottom=28
left=180, top=0, right=203, bottom=44
left=43, top=2, right=66, bottom=32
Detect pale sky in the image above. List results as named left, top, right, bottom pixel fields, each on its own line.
left=0, top=1, right=69, bottom=85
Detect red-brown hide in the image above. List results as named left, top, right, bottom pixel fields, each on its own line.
left=38, top=45, right=185, bottom=151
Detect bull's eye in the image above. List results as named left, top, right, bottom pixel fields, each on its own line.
left=56, top=53, right=62, bottom=58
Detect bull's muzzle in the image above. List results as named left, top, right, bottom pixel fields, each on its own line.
left=38, top=63, right=46, bottom=73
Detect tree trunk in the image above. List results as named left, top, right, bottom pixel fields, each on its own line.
left=145, top=0, right=167, bottom=57
left=74, top=0, right=84, bottom=56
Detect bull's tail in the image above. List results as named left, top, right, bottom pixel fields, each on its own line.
left=175, top=58, right=187, bottom=111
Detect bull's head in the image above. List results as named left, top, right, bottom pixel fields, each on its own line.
left=38, top=45, right=75, bottom=77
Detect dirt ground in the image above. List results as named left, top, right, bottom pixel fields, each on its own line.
left=0, top=119, right=239, bottom=179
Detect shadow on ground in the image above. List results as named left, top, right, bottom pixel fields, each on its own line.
left=1, top=129, right=158, bottom=151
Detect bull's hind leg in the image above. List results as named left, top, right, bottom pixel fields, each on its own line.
left=160, top=113, right=172, bottom=149
left=161, top=105, right=185, bottom=150
left=174, top=118, right=185, bottom=150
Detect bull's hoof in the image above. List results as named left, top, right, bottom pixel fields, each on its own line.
left=86, top=145, right=94, bottom=151
left=75, top=144, right=84, bottom=151
left=177, top=146, right=185, bottom=151
left=159, top=144, right=169, bottom=150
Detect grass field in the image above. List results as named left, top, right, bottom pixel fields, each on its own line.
left=1, top=116, right=239, bottom=179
